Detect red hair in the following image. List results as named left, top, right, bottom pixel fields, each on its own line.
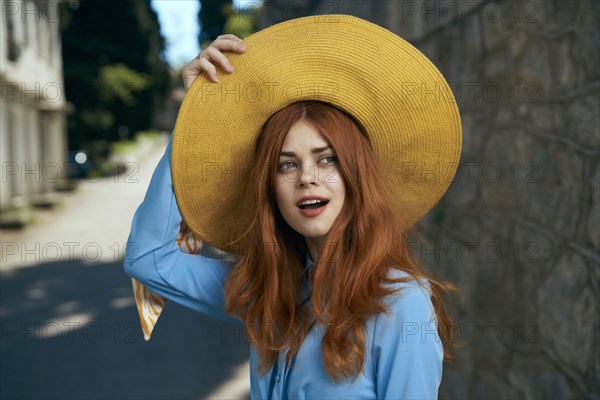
left=225, top=101, right=458, bottom=381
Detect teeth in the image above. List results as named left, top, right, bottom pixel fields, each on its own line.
left=300, top=199, right=325, bottom=206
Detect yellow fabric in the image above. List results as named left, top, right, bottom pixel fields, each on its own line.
left=171, top=15, right=462, bottom=254
left=131, top=221, right=202, bottom=340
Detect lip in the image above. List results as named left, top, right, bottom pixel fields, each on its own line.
left=296, top=195, right=329, bottom=207
left=296, top=195, right=329, bottom=218
left=299, top=202, right=327, bottom=217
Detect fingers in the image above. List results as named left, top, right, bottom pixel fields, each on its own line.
left=202, top=46, right=235, bottom=73
left=205, top=37, right=247, bottom=56
left=182, top=66, right=202, bottom=91
left=216, top=34, right=243, bottom=42
left=198, top=57, right=218, bottom=82
left=181, top=34, right=247, bottom=91
left=181, top=58, right=213, bottom=90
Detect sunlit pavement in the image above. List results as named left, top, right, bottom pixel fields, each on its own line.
left=0, top=134, right=251, bottom=399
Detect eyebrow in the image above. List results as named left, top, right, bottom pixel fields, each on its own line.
left=279, top=145, right=332, bottom=157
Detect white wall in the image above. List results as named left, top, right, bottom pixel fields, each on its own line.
left=1, top=0, right=67, bottom=217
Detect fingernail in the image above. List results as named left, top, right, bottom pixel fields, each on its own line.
left=239, top=44, right=247, bottom=50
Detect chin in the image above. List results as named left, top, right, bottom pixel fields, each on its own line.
left=302, top=232, right=328, bottom=241
left=297, top=226, right=332, bottom=240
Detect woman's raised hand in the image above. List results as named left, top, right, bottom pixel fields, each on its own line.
left=181, top=34, right=247, bottom=91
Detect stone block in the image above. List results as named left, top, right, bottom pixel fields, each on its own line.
left=483, top=46, right=512, bottom=86
left=507, top=367, right=572, bottom=399
left=537, top=144, right=584, bottom=238
left=510, top=226, right=556, bottom=301
left=548, top=0, right=580, bottom=29
left=445, top=172, right=477, bottom=207
left=553, top=36, right=582, bottom=91
left=588, top=164, right=600, bottom=250
left=516, top=36, right=553, bottom=95
left=472, top=371, right=520, bottom=399
left=439, top=367, right=467, bottom=399
left=434, top=22, right=461, bottom=82
left=431, top=228, right=479, bottom=277
left=529, top=102, right=563, bottom=132
left=576, top=0, right=600, bottom=40
left=572, top=0, right=600, bottom=83
left=480, top=128, right=526, bottom=211
left=507, top=28, right=528, bottom=59
left=459, top=13, right=484, bottom=83
left=536, top=251, right=597, bottom=373
left=469, top=228, right=524, bottom=322
left=481, top=8, right=505, bottom=53
left=565, top=93, right=600, bottom=149
left=513, top=0, right=547, bottom=27
left=490, top=136, right=584, bottom=239
left=575, top=29, right=600, bottom=83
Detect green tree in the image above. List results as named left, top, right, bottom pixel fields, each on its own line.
left=222, top=2, right=256, bottom=39
left=60, top=0, right=170, bottom=151
left=199, top=0, right=233, bottom=48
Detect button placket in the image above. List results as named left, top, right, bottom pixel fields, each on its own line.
left=273, top=257, right=314, bottom=399
left=277, top=350, right=287, bottom=397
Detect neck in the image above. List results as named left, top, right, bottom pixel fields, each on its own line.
left=304, top=236, right=325, bottom=263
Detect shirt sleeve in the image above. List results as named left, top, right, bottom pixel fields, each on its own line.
left=123, top=133, right=240, bottom=324
left=372, top=278, right=444, bottom=400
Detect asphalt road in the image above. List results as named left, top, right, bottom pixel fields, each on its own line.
left=0, top=135, right=251, bottom=399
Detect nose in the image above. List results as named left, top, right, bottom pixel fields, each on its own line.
left=297, top=162, right=318, bottom=187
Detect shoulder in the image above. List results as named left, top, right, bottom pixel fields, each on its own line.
left=376, top=268, right=436, bottom=327
left=368, top=267, right=442, bottom=356
left=369, top=269, right=444, bottom=398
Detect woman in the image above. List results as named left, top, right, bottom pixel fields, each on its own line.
left=124, top=15, right=461, bottom=399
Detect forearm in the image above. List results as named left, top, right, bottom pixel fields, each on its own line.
left=123, top=134, right=238, bottom=323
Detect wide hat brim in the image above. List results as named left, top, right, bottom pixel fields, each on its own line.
left=172, top=14, right=462, bottom=254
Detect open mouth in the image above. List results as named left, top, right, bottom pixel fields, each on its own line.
left=298, top=200, right=329, bottom=210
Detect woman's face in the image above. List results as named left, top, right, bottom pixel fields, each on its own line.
left=275, top=120, right=346, bottom=246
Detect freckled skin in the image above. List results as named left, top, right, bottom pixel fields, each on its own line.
left=275, top=120, right=346, bottom=260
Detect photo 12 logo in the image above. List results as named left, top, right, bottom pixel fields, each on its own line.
left=1, top=161, right=139, bottom=184
left=1, top=241, right=134, bottom=265
left=1, top=82, right=64, bottom=104
left=1, top=1, right=61, bottom=24
left=1, top=321, right=144, bottom=344
left=399, top=1, right=540, bottom=24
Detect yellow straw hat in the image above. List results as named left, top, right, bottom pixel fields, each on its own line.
left=172, top=14, right=462, bottom=253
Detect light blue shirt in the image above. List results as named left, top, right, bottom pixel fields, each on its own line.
left=124, top=134, right=443, bottom=399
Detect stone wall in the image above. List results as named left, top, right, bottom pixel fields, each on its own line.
left=406, top=1, right=599, bottom=398
left=258, top=0, right=599, bottom=397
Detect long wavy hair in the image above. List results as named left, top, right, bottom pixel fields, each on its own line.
left=224, top=100, right=458, bottom=382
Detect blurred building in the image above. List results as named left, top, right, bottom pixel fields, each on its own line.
left=0, top=0, right=68, bottom=226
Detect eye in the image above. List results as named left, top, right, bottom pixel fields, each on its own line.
left=278, top=160, right=298, bottom=172
left=318, top=155, right=337, bottom=166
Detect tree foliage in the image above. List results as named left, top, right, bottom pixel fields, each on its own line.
left=222, top=2, right=256, bottom=40
left=60, top=0, right=170, bottom=151
left=97, top=64, right=152, bottom=106
left=199, top=0, right=233, bottom=48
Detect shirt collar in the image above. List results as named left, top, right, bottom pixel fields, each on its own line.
left=304, top=251, right=315, bottom=273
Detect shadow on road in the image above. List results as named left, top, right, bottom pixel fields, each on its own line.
left=0, top=258, right=251, bottom=399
